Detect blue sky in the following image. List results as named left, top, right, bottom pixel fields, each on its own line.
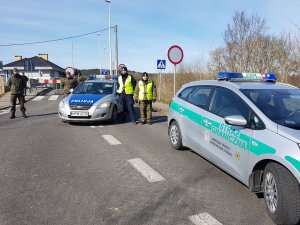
left=1, top=0, right=300, bottom=73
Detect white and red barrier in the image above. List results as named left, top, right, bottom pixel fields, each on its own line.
left=39, top=79, right=61, bottom=84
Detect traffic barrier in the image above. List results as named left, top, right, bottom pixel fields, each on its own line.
left=40, top=79, right=61, bottom=84
left=39, top=79, right=62, bottom=94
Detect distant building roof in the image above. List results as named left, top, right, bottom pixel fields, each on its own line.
left=3, top=56, right=64, bottom=72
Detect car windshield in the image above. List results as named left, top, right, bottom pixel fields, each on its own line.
left=73, top=82, right=114, bottom=94
left=242, top=88, right=300, bottom=129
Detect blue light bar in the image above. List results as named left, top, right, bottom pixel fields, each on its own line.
left=217, top=72, right=276, bottom=82
left=262, top=73, right=276, bottom=81
left=217, top=72, right=243, bottom=80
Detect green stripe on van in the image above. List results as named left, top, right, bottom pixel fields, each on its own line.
left=285, top=156, right=300, bottom=172
left=170, top=102, right=276, bottom=156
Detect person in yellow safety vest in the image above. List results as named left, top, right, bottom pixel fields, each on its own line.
left=117, top=66, right=137, bottom=124
left=134, top=72, right=157, bottom=125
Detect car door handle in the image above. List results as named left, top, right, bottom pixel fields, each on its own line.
left=203, top=119, right=211, bottom=126
left=179, top=107, right=184, bottom=113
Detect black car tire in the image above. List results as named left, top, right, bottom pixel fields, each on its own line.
left=110, top=105, right=118, bottom=124
left=263, top=162, right=300, bottom=225
left=169, top=121, right=184, bottom=150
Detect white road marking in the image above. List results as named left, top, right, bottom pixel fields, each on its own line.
left=48, top=95, right=59, bottom=100
left=90, top=125, right=104, bottom=128
left=128, top=158, right=165, bottom=183
left=102, top=135, right=121, bottom=145
left=0, top=108, right=11, bottom=115
left=189, top=213, right=223, bottom=225
left=32, top=96, right=45, bottom=101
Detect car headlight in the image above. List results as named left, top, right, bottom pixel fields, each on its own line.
left=97, top=101, right=111, bottom=108
left=59, top=100, right=65, bottom=108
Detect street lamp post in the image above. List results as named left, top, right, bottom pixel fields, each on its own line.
left=97, top=33, right=102, bottom=75
left=105, top=0, right=112, bottom=76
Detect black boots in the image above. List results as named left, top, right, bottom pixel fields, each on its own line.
left=9, top=112, right=27, bottom=119
left=10, top=112, right=15, bottom=119
left=22, top=112, right=27, bottom=118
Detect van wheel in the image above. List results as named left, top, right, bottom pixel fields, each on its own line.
left=263, top=162, right=300, bottom=225
left=169, top=121, right=183, bottom=150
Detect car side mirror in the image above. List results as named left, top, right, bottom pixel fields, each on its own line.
left=224, top=115, right=247, bottom=126
left=70, top=88, right=74, bottom=93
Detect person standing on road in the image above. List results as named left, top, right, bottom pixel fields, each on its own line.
left=61, top=72, right=78, bottom=98
left=134, top=72, right=157, bottom=125
left=117, top=66, right=137, bottom=124
left=21, top=72, right=29, bottom=96
left=8, top=68, right=27, bottom=119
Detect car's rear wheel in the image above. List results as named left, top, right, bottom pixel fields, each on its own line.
left=110, top=105, right=118, bottom=124
left=169, top=121, right=183, bottom=150
left=263, top=162, right=300, bottom=225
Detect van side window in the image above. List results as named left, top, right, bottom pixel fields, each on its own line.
left=209, top=87, right=250, bottom=119
left=187, top=87, right=212, bottom=108
left=178, top=87, right=195, bottom=101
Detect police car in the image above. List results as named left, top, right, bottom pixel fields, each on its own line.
left=168, top=72, right=300, bottom=225
left=58, top=75, right=122, bottom=123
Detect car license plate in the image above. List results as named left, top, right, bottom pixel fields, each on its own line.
left=70, top=111, right=89, bottom=117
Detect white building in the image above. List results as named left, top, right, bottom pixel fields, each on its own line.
left=3, top=54, right=64, bottom=82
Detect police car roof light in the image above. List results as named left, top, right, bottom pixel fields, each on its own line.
left=217, top=72, right=243, bottom=80
left=262, top=73, right=276, bottom=81
left=88, top=74, right=96, bottom=80
left=217, top=72, right=276, bottom=82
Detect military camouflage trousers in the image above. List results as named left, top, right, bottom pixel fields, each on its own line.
left=10, top=94, right=26, bottom=112
left=63, top=92, right=70, bottom=98
left=139, top=100, right=152, bottom=123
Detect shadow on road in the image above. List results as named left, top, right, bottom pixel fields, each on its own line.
left=27, top=112, right=58, bottom=118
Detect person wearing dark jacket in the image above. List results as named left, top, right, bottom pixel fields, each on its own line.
left=21, top=72, right=29, bottom=96
left=8, top=68, right=27, bottom=119
left=116, top=66, right=137, bottom=124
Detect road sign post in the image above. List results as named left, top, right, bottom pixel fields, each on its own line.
left=167, top=45, right=184, bottom=96
left=157, top=60, right=166, bottom=101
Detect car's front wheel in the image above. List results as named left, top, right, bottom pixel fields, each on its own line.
left=110, top=105, right=118, bottom=124
left=263, top=162, right=300, bottom=225
left=169, top=121, right=183, bottom=150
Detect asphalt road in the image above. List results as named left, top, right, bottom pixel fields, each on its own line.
left=0, top=90, right=276, bottom=225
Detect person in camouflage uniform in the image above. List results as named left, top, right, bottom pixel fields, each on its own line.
left=8, top=68, right=27, bottom=119
left=134, top=72, right=157, bottom=125
left=77, top=70, right=85, bottom=84
left=61, top=72, right=78, bottom=97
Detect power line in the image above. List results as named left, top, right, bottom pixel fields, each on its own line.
left=0, top=28, right=109, bottom=47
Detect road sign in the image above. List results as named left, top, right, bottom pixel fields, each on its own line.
left=65, top=67, right=75, bottom=76
left=157, top=60, right=166, bottom=70
left=168, top=45, right=184, bottom=65
left=118, top=64, right=126, bottom=70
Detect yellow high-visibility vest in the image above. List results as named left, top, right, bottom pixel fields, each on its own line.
left=138, top=80, right=153, bottom=100
left=117, top=75, right=134, bottom=94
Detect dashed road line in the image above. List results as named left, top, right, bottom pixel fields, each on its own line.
left=48, top=95, right=59, bottom=100
left=33, top=96, right=45, bottom=101
left=128, top=158, right=165, bottom=183
left=90, top=125, right=104, bottom=128
left=102, top=135, right=121, bottom=145
left=189, top=213, right=223, bottom=225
